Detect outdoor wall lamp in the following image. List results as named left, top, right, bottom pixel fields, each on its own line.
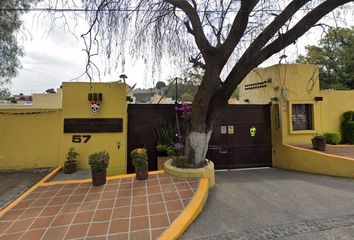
left=314, top=96, right=323, bottom=101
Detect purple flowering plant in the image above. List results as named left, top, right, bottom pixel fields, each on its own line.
left=173, top=102, right=192, bottom=154
left=175, top=102, right=192, bottom=119
left=174, top=142, right=184, bottom=156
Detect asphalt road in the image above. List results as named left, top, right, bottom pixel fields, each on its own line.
left=0, top=170, right=49, bottom=210
left=181, top=168, right=354, bottom=240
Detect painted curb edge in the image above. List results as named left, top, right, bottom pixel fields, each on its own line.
left=40, top=170, right=165, bottom=186
left=159, top=177, right=209, bottom=240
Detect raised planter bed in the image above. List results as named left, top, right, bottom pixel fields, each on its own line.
left=164, top=159, right=215, bottom=188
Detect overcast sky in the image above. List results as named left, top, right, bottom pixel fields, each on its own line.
left=6, top=6, right=354, bottom=95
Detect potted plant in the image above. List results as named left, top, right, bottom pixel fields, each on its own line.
left=311, top=134, right=326, bottom=151
left=88, top=151, right=110, bottom=186
left=64, top=147, right=79, bottom=174
left=131, top=148, right=149, bottom=180
left=154, top=124, right=177, bottom=170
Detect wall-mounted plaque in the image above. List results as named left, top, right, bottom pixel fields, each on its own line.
left=64, top=118, right=123, bottom=133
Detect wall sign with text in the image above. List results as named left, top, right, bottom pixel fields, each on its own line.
left=64, top=118, right=123, bottom=133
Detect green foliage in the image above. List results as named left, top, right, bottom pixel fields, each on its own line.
left=66, top=147, right=79, bottom=163
left=0, top=0, right=38, bottom=83
left=323, top=132, right=341, bottom=145
left=165, top=69, right=202, bottom=102
left=131, top=148, right=148, bottom=168
left=88, top=151, right=109, bottom=172
left=296, top=27, right=354, bottom=90
left=0, top=87, right=11, bottom=100
left=153, top=124, right=177, bottom=146
left=172, top=154, right=203, bottom=169
left=172, top=156, right=189, bottom=168
left=166, top=146, right=176, bottom=157
left=155, top=81, right=166, bottom=89
left=342, top=121, right=354, bottom=144
left=156, top=144, right=175, bottom=156
left=341, top=111, right=354, bottom=144
left=343, top=111, right=354, bottom=122
left=312, top=134, right=325, bottom=141
left=156, top=144, right=168, bottom=153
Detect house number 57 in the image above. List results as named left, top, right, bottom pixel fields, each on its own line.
left=72, top=135, right=91, bottom=143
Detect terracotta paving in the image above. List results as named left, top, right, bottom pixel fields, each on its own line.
left=0, top=173, right=199, bottom=240
left=296, top=144, right=354, bottom=159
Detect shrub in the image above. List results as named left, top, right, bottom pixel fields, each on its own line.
left=342, top=121, right=354, bottom=144
left=88, top=151, right=109, bottom=172
left=324, top=132, right=341, bottom=145
left=166, top=146, right=176, bottom=156
left=156, top=144, right=169, bottom=156
left=66, top=147, right=79, bottom=163
left=343, top=111, right=354, bottom=122
left=131, top=148, right=148, bottom=168
left=153, top=124, right=177, bottom=146
left=312, top=134, right=325, bottom=141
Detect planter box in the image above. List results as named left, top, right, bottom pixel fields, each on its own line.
left=157, top=156, right=170, bottom=170
left=164, top=159, right=215, bottom=188
left=312, top=139, right=326, bottom=151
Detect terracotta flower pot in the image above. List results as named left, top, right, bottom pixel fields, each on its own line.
left=64, top=161, right=77, bottom=174
left=312, top=139, right=326, bottom=151
left=135, top=166, right=148, bottom=180
left=92, top=170, right=107, bottom=186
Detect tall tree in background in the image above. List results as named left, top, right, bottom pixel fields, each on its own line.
left=46, top=0, right=353, bottom=167
left=0, top=0, right=36, bottom=83
left=297, top=27, right=354, bottom=90
left=165, top=69, right=202, bottom=102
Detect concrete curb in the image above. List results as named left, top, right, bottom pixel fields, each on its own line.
left=41, top=170, right=164, bottom=186
left=164, top=159, right=215, bottom=188
left=159, top=178, right=209, bottom=240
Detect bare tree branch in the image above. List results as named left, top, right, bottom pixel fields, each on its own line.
left=220, top=0, right=353, bottom=101
left=164, top=0, right=215, bottom=60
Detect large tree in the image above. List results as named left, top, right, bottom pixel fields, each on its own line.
left=0, top=0, right=37, bottom=83
left=297, top=27, right=354, bottom=90
left=46, top=0, right=353, bottom=167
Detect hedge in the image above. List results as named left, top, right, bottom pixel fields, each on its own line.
left=342, top=121, right=354, bottom=144
left=324, top=132, right=341, bottom=145
left=343, top=111, right=354, bottom=122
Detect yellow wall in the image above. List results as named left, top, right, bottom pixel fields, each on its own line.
left=0, top=109, right=61, bottom=169
left=32, top=89, right=62, bottom=109
left=0, top=82, right=128, bottom=175
left=60, top=82, right=128, bottom=176
left=242, top=64, right=354, bottom=178
left=240, top=64, right=354, bottom=145
left=238, top=64, right=320, bottom=104
left=320, top=90, right=354, bottom=133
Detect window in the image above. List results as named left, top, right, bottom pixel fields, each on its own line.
left=291, top=104, right=313, bottom=131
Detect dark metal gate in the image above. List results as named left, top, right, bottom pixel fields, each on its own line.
left=127, top=104, right=271, bottom=173
left=207, top=105, right=272, bottom=169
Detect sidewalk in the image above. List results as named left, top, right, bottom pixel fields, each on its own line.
left=0, top=172, right=199, bottom=240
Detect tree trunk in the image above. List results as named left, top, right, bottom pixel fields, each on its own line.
left=185, top=129, right=212, bottom=167
left=185, top=68, right=221, bottom=167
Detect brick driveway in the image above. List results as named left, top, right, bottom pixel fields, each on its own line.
left=0, top=173, right=199, bottom=240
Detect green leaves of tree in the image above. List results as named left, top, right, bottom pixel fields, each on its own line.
left=297, top=27, right=354, bottom=90
left=0, top=0, right=37, bottom=83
